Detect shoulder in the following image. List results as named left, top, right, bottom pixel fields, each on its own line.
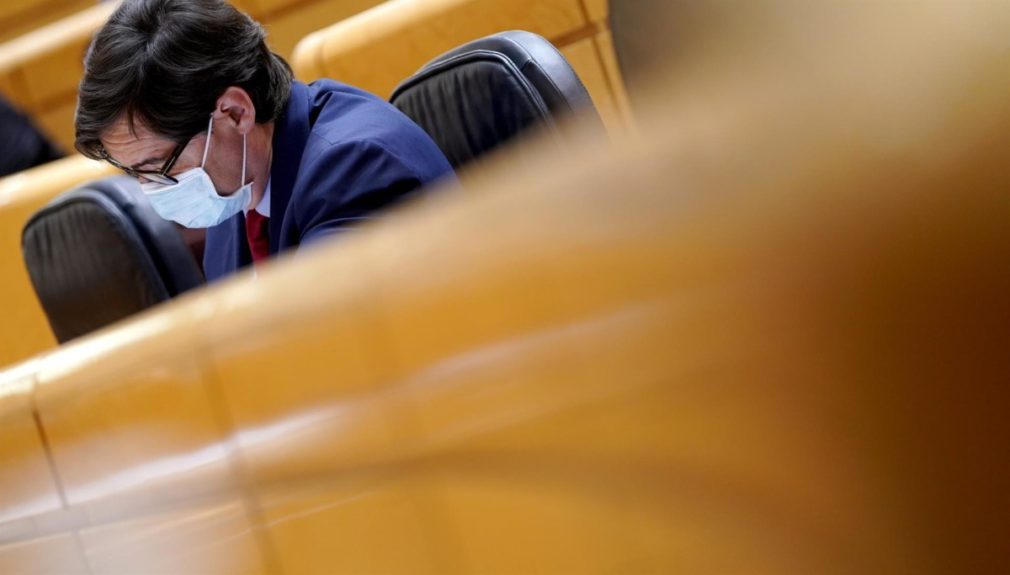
left=302, top=79, right=447, bottom=165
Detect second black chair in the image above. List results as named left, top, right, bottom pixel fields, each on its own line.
left=390, top=30, right=604, bottom=169
left=22, top=176, right=204, bottom=344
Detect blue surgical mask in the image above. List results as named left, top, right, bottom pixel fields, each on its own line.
left=141, top=116, right=253, bottom=228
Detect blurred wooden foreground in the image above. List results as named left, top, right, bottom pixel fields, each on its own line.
left=0, top=2, right=1008, bottom=573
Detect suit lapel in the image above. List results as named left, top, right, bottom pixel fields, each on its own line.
left=269, top=81, right=312, bottom=253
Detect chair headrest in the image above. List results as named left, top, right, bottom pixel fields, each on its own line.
left=390, top=30, right=603, bottom=169
left=21, top=176, right=204, bottom=343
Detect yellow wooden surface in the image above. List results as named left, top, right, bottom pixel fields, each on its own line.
left=0, top=0, right=95, bottom=44
left=257, top=482, right=439, bottom=574
left=297, top=0, right=587, bottom=97
left=292, top=0, right=628, bottom=133
left=22, top=43, right=86, bottom=107
left=30, top=304, right=272, bottom=574
left=0, top=0, right=46, bottom=24
left=260, top=0, right=384, bottom=61
left=0, top=2, right=118, bottom=102
left=0, top=3, right=1006, bottom=573
left=0, top=156, right=116, bottom=368
left=0, top=1, right=120, bottom=148
left=290, top=29, right=326, bottom=82
left=77, top=500, right=268, bottom=575
left=0, top=362, right=83, bottom=575
left=29, top=291, right=249, bottom=512
left=0, top=365, right=60, bottom=540
left=0, top=67, right=24, bottom=107
left=0, top=533, right=89, bottom=575
left=581, top=0, right=607, bottom=24
left=231, top=0, right=267, bottom=18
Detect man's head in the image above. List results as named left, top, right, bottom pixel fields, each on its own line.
left=75, top=0, right=291, bottom=211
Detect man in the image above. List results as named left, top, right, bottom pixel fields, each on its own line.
left=74, top=0, right=455, bottom=281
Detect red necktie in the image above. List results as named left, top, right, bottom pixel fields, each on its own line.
left=245, top=210, right=270, bottom=263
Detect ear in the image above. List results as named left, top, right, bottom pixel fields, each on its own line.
left=214, top=87, right=257, bottom=135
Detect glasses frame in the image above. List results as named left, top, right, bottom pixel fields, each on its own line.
left=102, top=138, right=189, bottom=185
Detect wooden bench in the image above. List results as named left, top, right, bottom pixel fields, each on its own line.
left=0, top=0, right=95, bottom=44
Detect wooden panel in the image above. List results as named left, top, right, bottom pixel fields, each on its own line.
left=382, top=321, right=661, bottom=573
left=254, top=0, right=315, bottom=16
left=435, top=477, right=622, bottom=572
left=207, top=258, right=400, bottom=483
left=0, top=368, right=61, bottom=539
left=21, top=41, right=88, bottom=110
left=231, top=0, right=267, bottom=18
left=303, top=0, right=587, bottom=98
left=78, top=500, right=268, bottom=574
left=291, top=31, right=326, bottom=82
left=0, top=2, right=117, bottom=112
left=0, top=0, right=45, bottom=22
left=261, top=0, right=383, bottom=60
left=203, top=245, right=444, bottom=573
left=385, top=294, right=845, bottom=572
left=0, top=0, right=95, bottom=45
left=0, top=533, right=89, bottom=575
left=582, top=0, right=608, bottom=24
left=0, top=69, right=27, bottom=109
left=34, top=326, right=236, bottom=517
left=258, top=483, right=441, bottom=574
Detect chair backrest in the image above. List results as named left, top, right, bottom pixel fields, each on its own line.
left=21, top=176, right=204, bottom=343
left=389, top=30, right=604, bottom=169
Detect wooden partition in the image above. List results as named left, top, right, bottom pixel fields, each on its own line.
left=0, top=0, right=95, bottom=44
left=0, top=2, right=119, bottom=151
left=292, top=0, right=632, bottom=135
left=0, top=3, right=1007, bottom=571
left=0, top=0, right=385, bottom=151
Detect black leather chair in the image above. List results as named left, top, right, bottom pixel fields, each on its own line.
left=22, top=176, right=204, bottom=343
left=390, top=30, right=604, bottom=169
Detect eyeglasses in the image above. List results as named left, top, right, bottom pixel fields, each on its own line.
left=101, top=138, right=190, bottom=185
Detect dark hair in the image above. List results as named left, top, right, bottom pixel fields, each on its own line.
left=75, top=0, right=293, bottom=160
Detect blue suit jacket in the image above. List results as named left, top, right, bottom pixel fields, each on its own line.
left=203, top=80, right=455, bottom=281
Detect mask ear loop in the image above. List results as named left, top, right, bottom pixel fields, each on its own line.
left=240, top=132, right=247, bottom=186
left=200, top=115, right=214, bottom=167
